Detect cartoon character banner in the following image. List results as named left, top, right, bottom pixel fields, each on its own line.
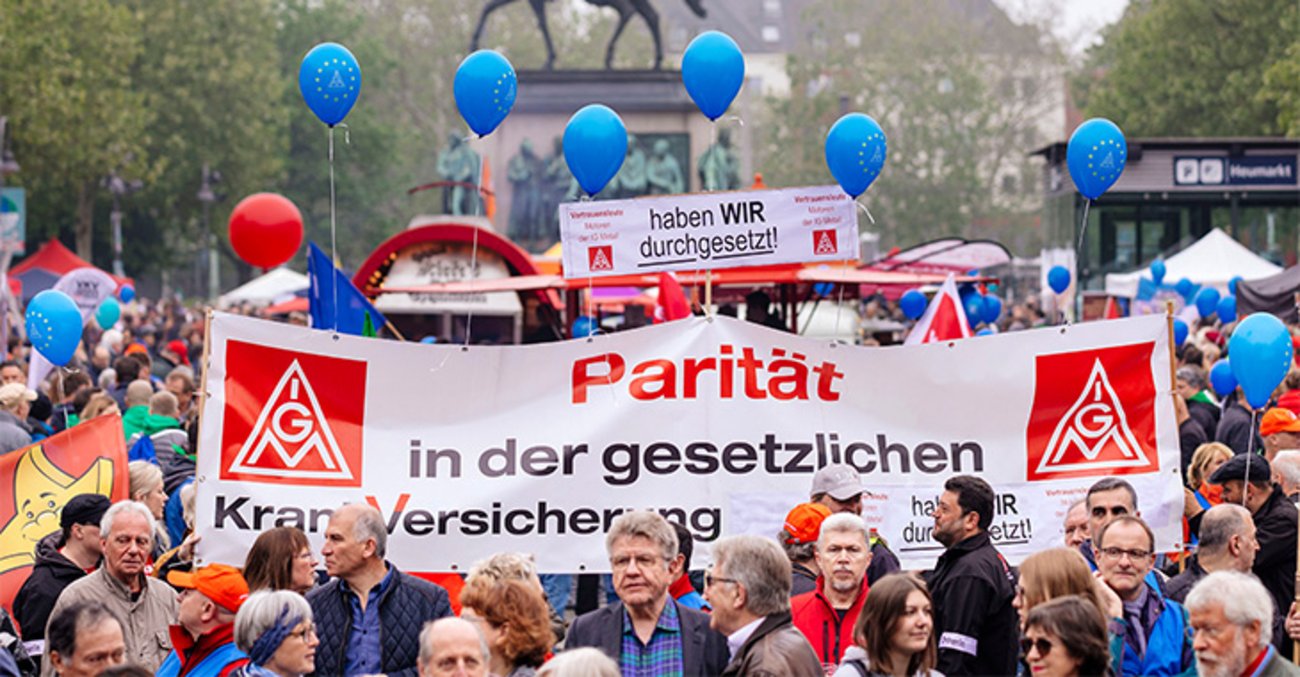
left=195, top=312, right=1181, bottom=572
left=0, top=415, right=128, bottom=622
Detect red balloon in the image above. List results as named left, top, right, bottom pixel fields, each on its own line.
left=228, top=193, right=303, bottom=268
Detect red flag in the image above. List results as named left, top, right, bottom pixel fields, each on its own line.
left=656, top=272, right=691, bottom=322
left=1104, top=296, right=1121, bottom=319
left=905, top=274, right=972, bottom=345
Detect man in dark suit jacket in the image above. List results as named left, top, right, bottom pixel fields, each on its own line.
left=566, top=511, right=728, bottom=675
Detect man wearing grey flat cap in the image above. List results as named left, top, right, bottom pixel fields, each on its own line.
left=1209, top=453, right=1297, bottom=633
left=808, top=464, right=900, bottom=584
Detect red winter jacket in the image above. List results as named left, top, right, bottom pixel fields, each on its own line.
left=790, top=576, right=869, bottom=665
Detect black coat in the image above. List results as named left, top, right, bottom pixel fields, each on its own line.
left=1252, top=485, right=1299, bottom=632
left=1217, top=401, right=1262, bottom=456
left=924, top=532, right=1019, bottom=677
left=1187, top=398, right=1221, bottom=440
left=14, top=532, right=88, bottom=641
left=565, top=598, right=729, bottom=676
left=307, top=564, right=452, bottom=677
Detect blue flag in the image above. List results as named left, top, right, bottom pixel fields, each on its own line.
left=308, top=242, right=386, bottom=336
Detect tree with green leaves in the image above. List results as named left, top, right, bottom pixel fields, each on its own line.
left=1079, top=0, right=1299, bottom=137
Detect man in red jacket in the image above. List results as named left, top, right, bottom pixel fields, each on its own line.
left=789, top=512, right=872, bottom=666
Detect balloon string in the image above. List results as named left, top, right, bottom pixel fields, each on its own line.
left=329, top=126, right=339, bottom=334
left=723, top=114, right=745, bottom=128
left=463, top=147, right=485, bottom=348
left=1244, top=407, right=1257, bottom=509
left=1075, top=199, right=1091, bottom=260
left=834, top=266, right=847, bottom=341
left=855, top=200, right=876, bottom=225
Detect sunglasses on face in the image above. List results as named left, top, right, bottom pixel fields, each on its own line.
left=1020, top=636, right=1054, bottom=658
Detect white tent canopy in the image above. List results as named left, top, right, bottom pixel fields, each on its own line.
left=218, top=267, right=309, bottom=306
left=1104, top=229, right=1282, bottom=298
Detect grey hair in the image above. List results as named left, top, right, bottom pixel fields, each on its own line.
left=467, top=552, right=537, bottom=585
left=97, top=368, right=118, bottom=390
left=1176, top=365, right=1207, bottom=390
left=419, top=617, right=489, bottom=666
left=605, top=511, right=678, bottom=564
left=712, top=535, right=791, bottom=616
left=537, top=647, right=620, bottom=677
left=1272, top=450, right=1300, bottom=486
left=100, top=500, right=156, bottom=539
left=347, top=504, right=388, bottom=559
left=1185, top=570, right=1273, bottom=634
left=233, top=590, right=313, bottom=655
left=1197, top=504, right=1252, bottom=555
left=817, top=512, right=869, bottom=549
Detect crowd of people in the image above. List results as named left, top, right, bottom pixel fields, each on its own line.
left=5, top=295, right=1300, bottom=677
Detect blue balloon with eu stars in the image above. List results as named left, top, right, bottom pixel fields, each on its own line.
left=455, top=50, right=517, bottom=137
left=825, top=113, right=887, bottom=199
left=26, top=290, right=82, bottom=366
left=1066, top=118, right=1126, bottom=200
left=299, top=43, right=361, bottom=127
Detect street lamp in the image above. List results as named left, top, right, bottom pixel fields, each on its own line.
left=197, top=163, right=223, bottom=300
left=103, top=166, right=143, bottom=278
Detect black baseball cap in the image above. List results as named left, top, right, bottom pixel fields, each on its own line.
left=1208, top=453, right=1271, bottom=485
left=60, top=494, right=111, bottom=529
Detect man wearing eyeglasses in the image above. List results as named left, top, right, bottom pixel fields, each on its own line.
left=1095, top=516, right=1194, bottom=676
left=157, top=564, right=251, bottom=677
left=566, top=511, right=729, bottom=676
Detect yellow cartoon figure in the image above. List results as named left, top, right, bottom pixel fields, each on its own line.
left=0, top=445, right=114, bottom=574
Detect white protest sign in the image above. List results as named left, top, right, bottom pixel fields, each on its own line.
left=558, top=185, right=859, bottom=278
left=195, top=313, right=1181, bottom=573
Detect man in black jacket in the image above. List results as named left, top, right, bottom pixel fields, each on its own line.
left=566, top=511, right=729, bottom=675
left=307, top=503, right=452, bottom=677
left=923, top=475, right=1018, bottom=676
left=1217, top=390, right=1263, bottom=456
left=14, top=494, right=109, bottom=654
left=1208, top=453, right=1298, bottom=635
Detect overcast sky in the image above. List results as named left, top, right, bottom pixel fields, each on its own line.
left=994, top=0, right=1130, bottom=55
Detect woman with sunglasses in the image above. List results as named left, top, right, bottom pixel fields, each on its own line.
left=1012, top=548, right=1123, bottom=676
left=1021, top=596, right=1113, bottom=677
left=232, top=590, right=319, bottom=677
left=834, top=573, right=938, bottom=677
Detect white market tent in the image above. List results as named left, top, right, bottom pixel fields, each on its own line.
left=1104, top=228, right=1282, bottom=298
left=218, top=267, right=309, bottom=307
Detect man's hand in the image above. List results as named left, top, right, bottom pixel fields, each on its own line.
left=1286, top=602, right=1300, bottom=640
left=1093, top=570, right=1122, bottom=619
left=1184, top=487, right=1204, bottom=519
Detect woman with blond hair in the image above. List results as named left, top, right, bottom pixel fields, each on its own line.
left=127, top=460, right=169, bottom=557
left=459, top=578, right=554, bottom=677
left=1012, top=548, right=1121, bottom=676
left=1186, top=442, right=1232, bottom=508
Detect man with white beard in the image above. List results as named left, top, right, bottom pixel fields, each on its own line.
left=1186, top=570, right=1300, bottom=676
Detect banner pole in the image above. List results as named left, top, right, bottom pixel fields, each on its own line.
left=384, top=319, right=408, bottom=342
left=1166, top=299, right=1187, bottom=568
left=704, top=270, right=713, bottom=316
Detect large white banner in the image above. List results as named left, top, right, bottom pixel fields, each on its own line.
left=558, top=185, right=859, bottom=278
left=195, top=313, right=1182, bottom=572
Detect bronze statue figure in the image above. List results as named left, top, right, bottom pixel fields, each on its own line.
left=470, top=0, right=707, bottom=70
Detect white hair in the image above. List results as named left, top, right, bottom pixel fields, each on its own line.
left=100, top=500, right=156, bottom=539
left=1272, top=450, right=1300, bottom=486
left=1185, top=570, right=1273, bottom=634
left=537, top=648, right=620, bottom=677
left=234, top=590, right=313, bottom=655
left=817, top=512, right=869, bottom=549
left=712, top=535, right=791, bottom=616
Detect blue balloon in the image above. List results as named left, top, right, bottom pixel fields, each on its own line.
left=681, top=31, right=745, bottom=121
left=1150, top=259, right=1166, bottom=286
left=1229, top=312, right=1294, bottom=408
left=1230, top=276, right=1244, bottom=295
left=1175, top=278, right=1194, bottom=300
left=976, top=327, right=997, bottom=337
left=26, top=290, right=82, bottom=366
left=963, top=294, right=984, bottom=329
left=572, top=315, right=597, bottom=338
left=1209, top=359, right=1237, bottom=398
left=563, top=105, right=627, bottom=197
left=1173, top=318, right=1189, bottom=348
left=899, top=289, right=926, bottom=320
left=298, top=43, right=361, bottom=127
left=824, top=113, right=887, bottom=198
left=420, top=335, right=438, bottom=344
left=454, top=50, right=517, bottom=137
left=981, top=295, right=1003, bottom=324
left=1217, top=295, right=1237, bottom=323
left=1194, top=287, right=1221, bottom=319
left=1047, top=265, right=1071, bottom=294
left=813, top=282, right=834, bottom=297
left=119, top=285, right=135, bottom=302
left=95, top=297, right=120, bottom=329
left=1066, top=118, right=1127, bottom=200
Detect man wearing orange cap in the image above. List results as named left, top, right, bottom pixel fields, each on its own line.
left=1260, top=407, right=1300, bottom=463
left=778, top=502, right=831, bottom=597
left=157, top=564, right=251, bottom=677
